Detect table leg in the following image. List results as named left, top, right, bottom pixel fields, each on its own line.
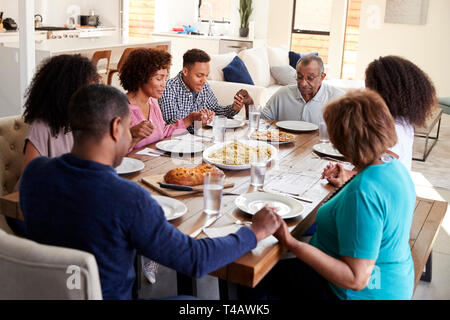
left=177, top=273, right=197, bottom=297
left=219, top=279, right=238, bottom=300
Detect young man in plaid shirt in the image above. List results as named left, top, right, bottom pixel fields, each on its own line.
left=159, top=49, right=254, bottom=131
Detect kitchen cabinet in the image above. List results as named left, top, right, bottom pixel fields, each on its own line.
left=0, top=31, right=47, bottom=44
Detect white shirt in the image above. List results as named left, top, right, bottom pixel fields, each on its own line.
left=261, top=82, right=345, bottom=125
left=390, top=120, right=414, bottom=171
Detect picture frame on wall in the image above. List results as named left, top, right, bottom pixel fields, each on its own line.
left=384, top=0, right=429, bottom=25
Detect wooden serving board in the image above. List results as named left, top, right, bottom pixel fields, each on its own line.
left=141, top=174, right=235, bottom=197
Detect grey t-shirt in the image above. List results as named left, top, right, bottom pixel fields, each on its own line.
left=261, top=83, right=345, bottom=125
left=26, top=120, right=73, bottom=158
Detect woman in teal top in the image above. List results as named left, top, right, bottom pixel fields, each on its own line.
left=241, top=90, right=415, bottom=300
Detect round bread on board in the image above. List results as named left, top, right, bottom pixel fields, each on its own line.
left=164, top=163, right=223, bottom=186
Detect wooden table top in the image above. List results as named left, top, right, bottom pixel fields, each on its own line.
left=127, top=121, right=338, bottom=287
left=0, top=120, right=340, bottom=288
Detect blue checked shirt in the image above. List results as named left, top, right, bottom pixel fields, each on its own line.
left=159, top=72, right=239, bottom=128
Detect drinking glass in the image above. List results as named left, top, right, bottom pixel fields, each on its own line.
left=248, top=105, right=260, bottom=132
left=203, top=171, right=225, bottom=215
left=212, top=115, right=226, bottom=143
left=250, top=156, right=268, bottom=189
left=319, top=121, right=329, bottom=143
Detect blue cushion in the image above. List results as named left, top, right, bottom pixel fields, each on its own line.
left=222, top=56, right=254, bottom=85
left=288, top=51, right=319, bottom=69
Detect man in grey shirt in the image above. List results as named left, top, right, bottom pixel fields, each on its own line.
left=261, top=55, right=345, bottom=125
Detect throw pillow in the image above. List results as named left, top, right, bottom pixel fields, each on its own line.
left=208, top=52, right=237, bottom=81
left=288, top=51, right=319, bottom=69
left=222, top=56, right=254, bottom=85
left=270, top=65, right=297, bottom=86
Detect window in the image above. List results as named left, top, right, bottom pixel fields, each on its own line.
left=293, top=0, right=333, bottom=35
left=291, top=0, right=332, bottom=64
left=129, top=0, right=155, bottom=38
left=198, top=0, right=232, bottom=23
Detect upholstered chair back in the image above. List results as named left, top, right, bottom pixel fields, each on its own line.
left=0, top=228, right=103, bottom=299
left=0, top=115, right=28, bottom=197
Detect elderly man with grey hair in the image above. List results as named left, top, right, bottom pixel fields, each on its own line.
left=261, top=55, right=345, bottom=125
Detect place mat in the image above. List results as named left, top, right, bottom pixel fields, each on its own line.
left=141, top=174, right=235, bottom=197
left=203, top=225, right=242, bottom=238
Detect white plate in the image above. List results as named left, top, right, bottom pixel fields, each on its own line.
left=276, top=120, right=318, bottom=132
left=249, top=131, right=296, bottom=145
left=152, top=195, right=187, bottom=221
left=207, top=118, right=246, bottom=129
left=156, top=140, right=205, bottom=154
left=203, top=140, right=278, bottom=170
left=312, top=142, right=344, bottom=158
left=115, top=157, right=145, bottom=175
left=235, top=192, right=304, bottom=219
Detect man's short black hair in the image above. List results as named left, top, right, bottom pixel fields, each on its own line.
left=183, top=48, right=210, bottom=68
left=68, top=84, right=130, bottom=142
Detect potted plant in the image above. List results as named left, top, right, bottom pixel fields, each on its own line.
left=239, top=0, right=252, bottom=37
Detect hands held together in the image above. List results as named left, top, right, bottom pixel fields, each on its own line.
left=130, top=120, right=155, bottom=146
left=233, top=89, right=254, bottom=111
left=250, top=205, right=293, bottom=248
left=184, top=109, right=215, bottom=127
left=321, top=163, right=356, bottom=188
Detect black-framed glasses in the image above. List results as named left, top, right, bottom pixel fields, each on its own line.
left=296, top=74, right=321, bottom=83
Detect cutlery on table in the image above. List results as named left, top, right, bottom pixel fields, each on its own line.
left=263, top=189, right=314, bottom=203
left=158, top=182, right=240, bottom=196
left=190, top=214, right=223, bottom=238
left=225, top=213, right=252, bottom=226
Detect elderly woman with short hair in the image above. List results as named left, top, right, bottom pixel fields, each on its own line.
left=240, top=90, right=416, bottom=300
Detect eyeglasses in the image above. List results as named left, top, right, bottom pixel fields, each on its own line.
left=296, top=74, right=321, bottom=83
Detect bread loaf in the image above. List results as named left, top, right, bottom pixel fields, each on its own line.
left=164, top=163, right=223, bottom=186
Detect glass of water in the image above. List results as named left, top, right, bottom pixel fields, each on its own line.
left=250, top=156, right=268, bottom=190
left=212, top=115, right=226, bottom=143
left=248, top=105, right=260, bottom=132
left=319, top=121, right=329, bottom=143
left=203, top=171, right=225, bottom=215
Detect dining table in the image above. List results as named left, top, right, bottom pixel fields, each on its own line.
left=0, top=118, right=347, bottom=299
left=125, top=119, right=346, bottom=299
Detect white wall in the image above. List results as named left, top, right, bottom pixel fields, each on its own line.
left=357, top=0, right=450, bottom=96
left=154, top=0, right=270, bottom=40
left=0, top=0, right=120, bottom=27
left=266, top=0, right=293, bottom=48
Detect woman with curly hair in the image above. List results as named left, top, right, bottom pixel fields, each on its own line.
left=322, top=56, right=437, bottom=186
left=241, top=90, right=416, bottom=300
left=119, top=48, right=211, bottom=150
left=9, top=54, right=99, bottom=235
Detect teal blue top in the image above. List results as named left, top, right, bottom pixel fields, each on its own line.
left=310, top=158, right=415, bottom=300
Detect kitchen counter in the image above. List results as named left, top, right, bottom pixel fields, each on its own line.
left=152, top=31, right=255, bottom=42
left=3, top=35, right=168, bottom=53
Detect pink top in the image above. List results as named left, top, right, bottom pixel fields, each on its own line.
left=129, top=97, right=186, bottom=150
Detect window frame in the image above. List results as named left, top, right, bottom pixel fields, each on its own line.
left=198, top=0, right=232, bottom=24
left=291, top=0, right=331, bottom=36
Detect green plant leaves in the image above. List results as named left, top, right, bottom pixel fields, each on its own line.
left=239, top=0, right=253, bottom=29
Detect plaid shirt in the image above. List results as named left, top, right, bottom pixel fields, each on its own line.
left=159, top=72, right=239, bottom=128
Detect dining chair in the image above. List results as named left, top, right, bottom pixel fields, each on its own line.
left=107, top=47, right=138, bottom=86
left=0, top=228, right=103, bottom=299
left=0, top=115, right=28, bottom=234
left=91, top=50, right=112, bottom=84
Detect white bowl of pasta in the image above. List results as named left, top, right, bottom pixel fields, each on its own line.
left=203, top=140, right=278, bottom=170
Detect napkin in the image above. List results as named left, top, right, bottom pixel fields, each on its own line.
left=203, top=224, right=242, bottom=238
